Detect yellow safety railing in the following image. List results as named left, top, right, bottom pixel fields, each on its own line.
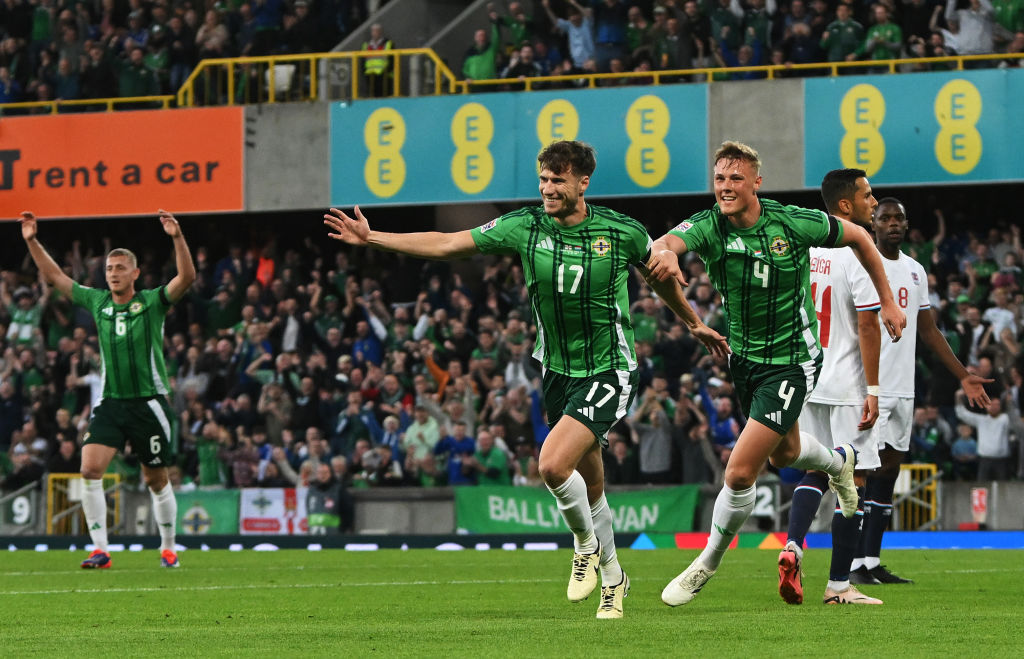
left=176, top=47, right=460, bottom=107
left=460, top=51, right=1024, bottom=92
left=0, top=95, right=174, bottom=115
left=894, top=463, right=940, bottom=531
left=47, top=473, right=121, bottom=535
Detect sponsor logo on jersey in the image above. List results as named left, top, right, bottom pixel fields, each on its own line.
left=102, top=306, right=113, bottom=316
left=674, top=220, right=694, bottom=233
left=770, top=236, right=790, bottom=256
left=129, top=301, right=143, bottom=314
left=479, top=218, right=498, bottom=233
left=591, top=236, right=611, bottom=256
left=764, top=411, right=782, bottom=425
left=726, top=237, right=746, bottom=253
left=576, top=406, right=595, bottom=420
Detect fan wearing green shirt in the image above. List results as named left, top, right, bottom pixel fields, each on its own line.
left=325, top=140, right=728, bottom=619
left=20, top=209, right=196, bottom=571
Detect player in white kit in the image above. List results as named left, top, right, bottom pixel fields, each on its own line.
left=777, top=169, right=887, bottom=605
left=849, top=198, right=991, bottom=585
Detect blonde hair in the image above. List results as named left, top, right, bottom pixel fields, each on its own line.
left=713, top=141, right=761, bottom=175
left=106, top=248, right=138, bottom=268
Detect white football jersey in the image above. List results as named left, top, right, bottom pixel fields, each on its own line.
left=807, top=246, right=881, bottom=405
left=879, top=251, right=931, bottom=398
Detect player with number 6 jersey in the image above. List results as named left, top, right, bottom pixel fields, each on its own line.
left=20, top=209, right=196, bottom=571
left=645, top=142, right=905, bottom=609
left=325, top=140, right=728, bottom=619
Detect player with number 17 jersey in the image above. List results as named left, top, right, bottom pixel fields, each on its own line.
left=471, top=204, right=652, bottom=378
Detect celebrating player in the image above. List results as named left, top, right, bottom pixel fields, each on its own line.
left=324, top=140, right=727, bottom=619
left=777, top=168, right=885, bottom=606
left=20, top=209, right=196, bottom=569
left=849, top=198, right=991, bottom=585
left=645, top=141, right=906, bottom=607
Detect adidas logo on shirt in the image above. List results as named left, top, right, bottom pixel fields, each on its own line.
left=536, top=237, right=555, bottom=250
left=764, top=411, right=782, bottom=425
left=726, top=238, right=746, bottom=253
left=576, top=407, right=595, bottom=420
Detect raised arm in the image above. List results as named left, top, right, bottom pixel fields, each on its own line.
left=324, top=206, right=479, bottom=260
left=19, top=211, right=74, bottom=298
left=159, top=209, right=197, bottom=303
left=836, top=218, right=906, bottom=341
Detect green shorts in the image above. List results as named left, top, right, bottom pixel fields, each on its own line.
left=84, top=396, right=177, bottom=468
left=728, top=353, right=822, bottom=435
left=543, top=369, right=638, bottom=448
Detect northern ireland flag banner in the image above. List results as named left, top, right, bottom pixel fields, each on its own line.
left=239, top=487, right=309, bottom=535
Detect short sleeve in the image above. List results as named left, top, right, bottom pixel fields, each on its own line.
left=146, top=287, right=173, bottom=310
left=70, top=282, right=101, bottom=311
left=847, top=253, right=880, bottom=312
left=627, top=223, right=653, bottom=266
left=667, top=211, right=713, bottom=258
left=470, top=212, right=524, bottom=256
left=785, top=205, right=842, bottom=248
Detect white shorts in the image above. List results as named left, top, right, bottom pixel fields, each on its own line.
left=871, top=396, right=914, bottom=453
left=799, top=401, right=880, bottom=470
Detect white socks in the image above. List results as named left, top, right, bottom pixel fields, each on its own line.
left=150, top=484, right=178, bottom=552
left=547, top=470, right=597, bottom=553
left=699, top=484, right=756, bottom=570
left=590, top=494, right=622, bottom=584
left=788, top=431, right=845, bottom=476
left=863, top=556, right=881, bottom=570
left=82, top=478, right=109, bottom=552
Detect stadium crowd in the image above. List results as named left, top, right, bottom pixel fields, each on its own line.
left=0, top=206, right=1022, bottom=496
left=0, top=0, right=1022, bottom=104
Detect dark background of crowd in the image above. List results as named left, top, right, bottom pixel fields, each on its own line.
left=1, top=0, right=1022, bottom=105
left=1, top=178, right=1021, bottom=496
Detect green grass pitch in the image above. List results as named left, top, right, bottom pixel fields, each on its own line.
left=1, top=548, right=1020, bottom=657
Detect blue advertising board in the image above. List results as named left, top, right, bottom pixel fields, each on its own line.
left=330, top=85, right=708, bottom=206
left=804, top=68, right=1024, bottom=186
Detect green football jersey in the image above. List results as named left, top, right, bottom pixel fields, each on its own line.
left=471, top=204, right=652, bottom=378
left=71, top=282, right=173, bottom=399
left=670, top=198, right=843, bottom=366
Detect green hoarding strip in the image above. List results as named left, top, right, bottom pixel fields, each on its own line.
left=455, top=486, right=699, bottom=534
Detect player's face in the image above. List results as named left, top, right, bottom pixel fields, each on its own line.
left=539, top=167, right=589, bottom=219
left=847, top=177, right=877, bottom=227
left=872, top=201, right=908, bottom=250
left=105, top=255, right=140, bottom=295
left=713, top=158, right=761, bottom=218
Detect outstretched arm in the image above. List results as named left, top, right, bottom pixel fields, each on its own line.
left=918, top=306, right=992, bottom=407
left=837, top=219, right=906, bottom=341
left=160, top=210, right=197, bottom=303
left=324, top=206, right=479, bottom=260
left=19, top=212, right=74, bottom=298
left=642, top=268, right=730, bottom=359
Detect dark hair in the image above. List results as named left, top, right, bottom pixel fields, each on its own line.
left=820, top=168, right=866, bottom=214
left=537, top=140, right=596, bottom=178
left=876, top=196, right=903, bottom=207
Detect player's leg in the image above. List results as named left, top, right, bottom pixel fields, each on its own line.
left=859, top=398, right=913, bottom=584
left=79, top=401, right=125, bottom=569
left=578, top=447, right=629, bottom=619
left=133, top=397, right=180, bottom=567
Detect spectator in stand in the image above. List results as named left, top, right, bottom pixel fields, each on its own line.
left=657, top=15, right=701, bottom=79
left=250, top=0, right=283, bottom=55
left=465, top=428, right=510, bottom=485
left=0, top=65, right=22, bottom=102
left=47, top=434, right=81, bottom=474
left=949, top=422, right=979, bottom=480
left=630, top=387, right=673, bottom=483
left=821, top=2, right=864, bottom=64
left=947, top=0, right=996, bottom=63
left=433, top=419, right=476, bottom=486
left=2, top=442, right=44, bottom=491
left=196, top=10, right=231, bottom=62
left=463, top=22, right=501, bottom=84
left=166, top=15, right=196, bottom=91
left=54, top=56, right=80, bottom=99
left=592, top=0, right=629, bottom=70
left=541, top=0, right=596, bottom=69
left=116, top=46, right=160, bottom=97
left=955, top=388, right=1011, bottom=479
left=626, top=4, right=654, bottom=63
left=852, top=3, right=903, bottom=68
left=360, top=22, right=392, bottom=97
left=490, top=1, right=537, bottom=55
left=402, top=404, right=441, bottom=485
left=604, top=431, right=640, bottom=484
left=499, top=41, right=543, bottom=88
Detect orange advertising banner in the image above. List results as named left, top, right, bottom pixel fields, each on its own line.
left=0, top=106, right=243, bottom=218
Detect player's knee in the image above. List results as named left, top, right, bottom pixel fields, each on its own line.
left=724, top=464, right=757, bottom=490
left=80, top=466, right=104, bottom=480
left=537, top=458, right=569, bottom=488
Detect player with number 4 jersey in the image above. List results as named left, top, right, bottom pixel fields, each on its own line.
left=325, top=141, right=727, bottom=619
left=646, top=142, right=905, bottom=609
left=20, top=209, right=196, bottom=570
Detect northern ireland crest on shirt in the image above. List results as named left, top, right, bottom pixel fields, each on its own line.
left=129, top=301, right=144, bottom=314
left=591, top=236, right=611, bottom=256
left=769, top=235, right=790, bottom=257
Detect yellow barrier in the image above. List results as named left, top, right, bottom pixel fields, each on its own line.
left=894, top=463, right=939, bottom=531
left=0, top=96, right=174, bottom=115
left=46, top=473, right=121, bottom=535
left=176, top=48, right=460, bottom=107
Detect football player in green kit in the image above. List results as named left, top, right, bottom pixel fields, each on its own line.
left=20, top=209, right=195, bottom=569
left=325, top=140, right=728, bottom=618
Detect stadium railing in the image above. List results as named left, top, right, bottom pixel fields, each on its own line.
left=175, top=47, right=461, bottom=107
left=46, top=473, right=122, bottom=536
left=0, top=95, right=175, bottom=116
left=2, top=51, right=1020, bottom=115
left=894, top=464, right=941, bottom=531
